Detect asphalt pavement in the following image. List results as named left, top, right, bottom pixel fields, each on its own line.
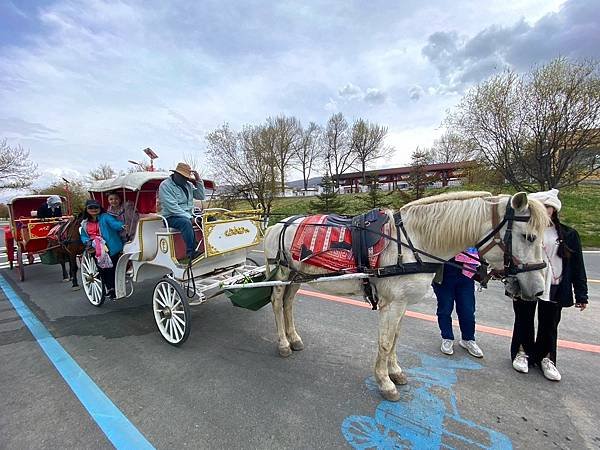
left=0, top=243, right=599, bottom=449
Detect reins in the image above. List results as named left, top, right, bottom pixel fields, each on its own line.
left=270, top=196, right=546, bottom=308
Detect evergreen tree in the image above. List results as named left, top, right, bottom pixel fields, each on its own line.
left=310, top=173, right=343, bottom=213
left=407, top=147, right=439, bottom=200
left=363, top=173, right=392, bottom=209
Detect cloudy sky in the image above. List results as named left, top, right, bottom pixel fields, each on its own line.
left=1, top=0, right=599, bottom=189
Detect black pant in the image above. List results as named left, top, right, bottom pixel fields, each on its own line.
left=511, top=298, right=562, bottom=365
left=100, top=253, right=121, bottom=292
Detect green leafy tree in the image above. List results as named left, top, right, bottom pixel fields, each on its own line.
left=310, top=173, right=343, bottom=213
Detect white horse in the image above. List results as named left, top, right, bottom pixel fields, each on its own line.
left=263, top=191, right=549, bottom=401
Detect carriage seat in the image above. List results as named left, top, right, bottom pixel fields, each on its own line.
left=129, top=213, right=204, bottom=261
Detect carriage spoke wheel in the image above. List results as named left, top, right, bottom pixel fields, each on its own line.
left=16, top=247, right=25, bottom=282
left=81, top=252, right=105, bottom=307
left=153, top=278, right=190, bottom=346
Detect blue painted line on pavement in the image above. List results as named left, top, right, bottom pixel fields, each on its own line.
left=0, top=275, right=155, bottom=450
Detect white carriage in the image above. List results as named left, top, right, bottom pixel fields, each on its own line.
left=80, top=172, right=266, bottom=345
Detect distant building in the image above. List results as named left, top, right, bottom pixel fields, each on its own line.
left=333, top=161, right=475, bottom=193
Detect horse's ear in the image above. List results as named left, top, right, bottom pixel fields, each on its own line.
left=511, top=192, right=528, bottom=212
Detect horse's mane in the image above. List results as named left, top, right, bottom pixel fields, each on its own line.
left=399, top=191, right=548, bottom=255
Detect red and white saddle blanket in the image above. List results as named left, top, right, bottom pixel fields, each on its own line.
left=47, top=220, right=71, bottom=242
left=290, top=213, right=391, bottom=272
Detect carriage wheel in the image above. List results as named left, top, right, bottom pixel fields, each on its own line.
left=153, top=278, right=191, bottom=346
left=81, top=252, right=105, bottom=307
left=16, top=247, right=25, bottom=282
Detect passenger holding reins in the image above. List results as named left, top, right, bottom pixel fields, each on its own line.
left=511, top=189, right=589, bottom=381
left=158, top=162, right=205, bottom=262
left=80, top=199, right=126, bottom=299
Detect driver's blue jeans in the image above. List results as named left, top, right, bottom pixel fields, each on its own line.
left=166, top=215, right=195, bottom=257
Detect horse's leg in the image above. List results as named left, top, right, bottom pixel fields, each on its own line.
left=271, top=285, right=292, bottom=357
left=282, top=284, right=303, bottom=351
left=375, top=299, right=407, bottom=401
left=70, top=254, right=80, bottom=289
left=388, top=320, right=408, bottom=385
left=60, top=256, right=69, bottom=281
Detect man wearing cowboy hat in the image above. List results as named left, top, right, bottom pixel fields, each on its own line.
left=158, top=162, right=205, bottom=260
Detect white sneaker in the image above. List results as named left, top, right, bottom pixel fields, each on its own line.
left=459, top=340, right=484, bottom=358
left=512, top=351, right=529, bottom=373
left=440, top=339, right=454, bottom=355
left=541, top=357, right=561, bottom=381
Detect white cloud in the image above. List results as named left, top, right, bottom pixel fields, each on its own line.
left=0, top=0, right=587, bottom=183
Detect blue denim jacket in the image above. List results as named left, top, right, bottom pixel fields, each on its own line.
left=158, top=176, right=206, bottom=219
left=80, top=213, right=125, bottom=256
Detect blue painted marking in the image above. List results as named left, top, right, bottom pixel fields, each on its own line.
left=342, top=354, right=513, bottom=449
left=0, top=275, right=155, bottom=450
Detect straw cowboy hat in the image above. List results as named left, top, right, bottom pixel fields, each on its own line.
left=170, top=162, right=196, bottom=180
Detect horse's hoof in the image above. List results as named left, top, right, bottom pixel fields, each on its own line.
left=381, top=389, right=401, bottom=402
left=72, top=286, right=81, bottom=291
left=290, top=340, right=304, bottom=351
left=390, top=372, right=408, bottom=385
left=278, top=346, right=292, bottom=357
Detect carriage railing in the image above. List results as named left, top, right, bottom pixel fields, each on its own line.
left=13, top=215, right=73, bottom=243
left=201, top=208, right=264, bottom=222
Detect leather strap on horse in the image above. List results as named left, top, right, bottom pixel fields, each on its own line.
left=473, top=198, right=546, bottom=279
left=275, top=215, right=305, bottom=269
left=351, top=213, right=378, bottom=310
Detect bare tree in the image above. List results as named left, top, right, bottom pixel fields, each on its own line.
left=269, top=115, right=300, bottom=194
left=324, top=113, right=355, bottom=187
left=429, top=131, right=476, bottom=164
left=350, top=118, right=391, bottom=184
left=205, top=123, right=278, bottom=215
left=0, top=139, right=38, bottom=189
left=294, top=122, right=322, bottom=191
left=182, top=152, right=206, bottom=177
left=88, top=163, right=118, bottom=181
left=447, top=58, right=600, bottom=190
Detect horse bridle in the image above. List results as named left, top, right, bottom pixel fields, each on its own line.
left=474, top=197, right=546, bottom=280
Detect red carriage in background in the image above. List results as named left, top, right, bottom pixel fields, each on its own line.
left=5, top=195, right=72, bottom=281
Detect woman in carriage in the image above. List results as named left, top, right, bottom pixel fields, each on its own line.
left=80, top=199, right=126, bottom=299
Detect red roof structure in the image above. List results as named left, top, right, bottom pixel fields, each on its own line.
left=333, top=161, right=475, bottom=192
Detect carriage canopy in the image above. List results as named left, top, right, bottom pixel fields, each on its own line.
left=8, top=195, right=69, bottom=219
left=88, top=172, right=215, bottom=214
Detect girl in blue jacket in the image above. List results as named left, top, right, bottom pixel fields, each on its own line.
left=80, top=199, right=126, bottom=299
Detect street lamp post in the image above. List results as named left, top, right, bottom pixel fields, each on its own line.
left=128, top=148, right=159, bottom=172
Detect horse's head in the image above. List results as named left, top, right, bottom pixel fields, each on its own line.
left=480, top=193, right=549, bottom=300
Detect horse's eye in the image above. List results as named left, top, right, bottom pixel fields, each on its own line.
left=522, top=234, right=536, bottom=243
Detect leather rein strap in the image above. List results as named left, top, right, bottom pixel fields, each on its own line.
left=475, top=198, right=546, bottom=279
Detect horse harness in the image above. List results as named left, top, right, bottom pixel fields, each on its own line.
left=270, top=197, right=545, bottom=310
left=474, top=200, right=546, bottom=281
